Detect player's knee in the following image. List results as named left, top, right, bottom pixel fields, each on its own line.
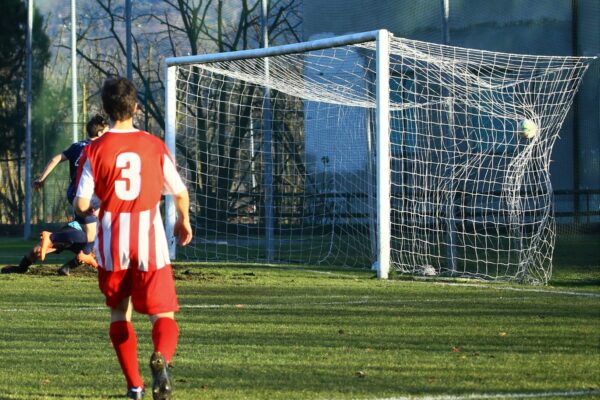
left=150, top=313, right=175, bottom=324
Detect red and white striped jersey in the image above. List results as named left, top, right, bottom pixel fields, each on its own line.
left=76, top=129, right=187, bottom=272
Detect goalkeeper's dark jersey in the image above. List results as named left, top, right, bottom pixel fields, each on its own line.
left=62, top=139, right=91, bottom=203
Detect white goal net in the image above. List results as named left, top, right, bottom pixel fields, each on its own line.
left=165, top=30, right=593, bottom=283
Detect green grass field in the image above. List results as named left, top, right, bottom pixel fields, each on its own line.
left=0, top=236, right=598, bottom=400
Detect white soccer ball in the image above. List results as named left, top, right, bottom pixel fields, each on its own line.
left=520, top=118, right=538, bottom=139
left=419, top=264, right=437, bottom=276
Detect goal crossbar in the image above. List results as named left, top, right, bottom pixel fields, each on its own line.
left=165, top=30, right=383, bottom=67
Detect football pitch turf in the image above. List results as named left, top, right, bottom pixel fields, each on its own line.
left=0, top=236, right=598, bottom=399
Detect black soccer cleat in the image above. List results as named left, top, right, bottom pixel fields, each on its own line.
left=57, top=265, right=70, bottom=276
left=126, top=386, right=145, bottom=399
left=57, top=258, right=81, bottom=276
left=150, top=352, right=172, bottom=400
left=1, top=265, right=29, bottom=274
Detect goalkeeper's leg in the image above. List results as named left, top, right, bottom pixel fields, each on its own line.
left=1, top=251, right=35, bottom=274
left=39, top=231, right=53, bottom=261
left=58, top=258, right=81, bottom=276
left=41, top=224, right=86, bottom=262
left=75, top=214, right=99, bottom=268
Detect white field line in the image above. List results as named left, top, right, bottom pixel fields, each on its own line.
left=364, top=389, right=598, bottom=399
left=0, top=298, right=465, bottom=313
left=0, top=290, right=597, bottom=313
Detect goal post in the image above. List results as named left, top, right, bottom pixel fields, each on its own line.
left=164, top=30, right=594, bottom=283
left=165, top=64, right=178, bottom=258
left=165, top=29, right=392, bottom=278
left=375, top=29, right=391, bottom=279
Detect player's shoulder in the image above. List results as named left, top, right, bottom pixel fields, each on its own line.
left=91, top=129, right=167, bottom=154
left=71, top=139, right=90, bottom=147
left=83, top=134, right=108, bottom=157
left=63, top=139, right=88, bottom=156
left=136, top=130, right=168, bottom=148
left=138, top=129, right=162, bottom=140
left=64, top=139, right=85, bottom=150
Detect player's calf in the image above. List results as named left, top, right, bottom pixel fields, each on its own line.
left=39, top=231, right=54, bottom=261
left=1, top=255, right=35, bottom=274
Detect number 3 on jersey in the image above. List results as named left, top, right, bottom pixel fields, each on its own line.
left=115, top=152, right=142, bottom=200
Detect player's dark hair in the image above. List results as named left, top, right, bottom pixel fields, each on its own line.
left=101, top=77, right=137, bottom=122
left=86, top=114, right=107, bottom=138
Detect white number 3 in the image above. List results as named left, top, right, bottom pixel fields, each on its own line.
left=115, top=152, right=141, bottom=200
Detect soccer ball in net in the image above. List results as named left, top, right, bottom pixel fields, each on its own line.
left=520, top=118, right=538, bottom=139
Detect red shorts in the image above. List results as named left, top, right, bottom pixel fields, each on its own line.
left=98, top=265, right=180, bottom=315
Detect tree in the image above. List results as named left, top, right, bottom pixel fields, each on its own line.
left=73, top=0, right=302, bottom=227
left=153, top=0, right=302, bottom=228
left=73, top=0, right=301, bottom=132
left=0, top=0, right=50, bottom=224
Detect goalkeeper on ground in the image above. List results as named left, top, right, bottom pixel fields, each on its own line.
left=1, top=219, right=95, bottom=275
left=33, top=114, right=109, bottom=271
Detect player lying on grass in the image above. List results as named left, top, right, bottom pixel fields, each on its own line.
left=34, top=114, right=108, bottom=269
left=1, top=220, right=95, bottom=275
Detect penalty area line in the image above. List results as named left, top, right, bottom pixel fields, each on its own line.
left=370, top=389, right=598, bottom=400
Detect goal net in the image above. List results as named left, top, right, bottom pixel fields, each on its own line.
left=165, top=30, right=593, bottom=284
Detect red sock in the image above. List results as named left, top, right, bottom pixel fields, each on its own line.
left=109, top=321, right=143, bottom=389
left=152, top=317, right=179, bottom=363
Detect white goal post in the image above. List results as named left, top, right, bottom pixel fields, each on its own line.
left=164, top=29, right=594, bottom=283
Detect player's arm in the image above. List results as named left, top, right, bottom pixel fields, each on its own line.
left=74, top=196, right=92, bottom=218
left=33, top=153, right=67, bottom=189
left=73, top=156, right=95, bottom=217
left=163, top=153, right=192, bottom=246
left=172, top=190, right=192, bottom=246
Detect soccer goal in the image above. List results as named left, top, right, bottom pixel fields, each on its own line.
left=165, top=29, right=594, bottom=283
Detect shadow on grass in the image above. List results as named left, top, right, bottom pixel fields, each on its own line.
left=550, top=278, right=600, bottom=287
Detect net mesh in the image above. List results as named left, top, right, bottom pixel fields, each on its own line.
left=170, top=34, right=593, bottom=283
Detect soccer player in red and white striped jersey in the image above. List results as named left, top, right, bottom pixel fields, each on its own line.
left=74, top=77, right=192, bottom=400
